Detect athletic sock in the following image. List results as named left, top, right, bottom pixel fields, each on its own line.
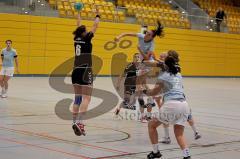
left=152, top=144, right=159, bottom=153
left=191, top=124, right=197, bottom=134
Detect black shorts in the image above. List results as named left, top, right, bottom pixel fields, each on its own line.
left=71, top=67, right=93, bottom=85
left=124, top=85, right=136, bottom=95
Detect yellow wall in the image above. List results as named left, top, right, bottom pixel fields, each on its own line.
left=0, top=13, right=240, bottom=76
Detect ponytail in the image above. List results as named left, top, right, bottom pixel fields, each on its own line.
left=152, top=21, right=164, bottom=38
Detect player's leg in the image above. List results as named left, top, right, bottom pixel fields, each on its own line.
left=72, top=84, right=83, bottom=136
left=0, top=75, right=4, bottom=96
left=187, top=115, right=201, bottom=140
left=159, top=124, right=171, bottom=144
left=174, top=124, right=191, bottom=159
left=2, top=75, right=11, bottom=98
left=147, top=119, right=163, bottom=159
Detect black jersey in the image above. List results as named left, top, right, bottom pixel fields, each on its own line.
left=74, top=32, right=94, bottom=68
left=124, top=63, right=138, bottom=86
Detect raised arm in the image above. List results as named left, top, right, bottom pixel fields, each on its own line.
left=115, top=33, right=137, bottom=42
left=91, top=8, right=100, bottom=34
left=77, top=12, right=81, bottom=27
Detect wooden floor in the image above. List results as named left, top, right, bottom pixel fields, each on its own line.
left=0, top=77, right=240, bottom=159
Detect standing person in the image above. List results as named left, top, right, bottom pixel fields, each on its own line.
left=114, top=53, right=141, bottom=116
left=215, top=7, right=227, bottom=32
left=143, top=50, right=191, bottom=159
left=115, top=21, right=164, bottom=121
left=0, top=40, right=19, bottom=98
left=71, top=10, right=100, bottom=136
left=157, top=53, right=201, bottom=144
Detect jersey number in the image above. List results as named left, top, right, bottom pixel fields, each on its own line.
left=76, top=45, right=81, bottom=56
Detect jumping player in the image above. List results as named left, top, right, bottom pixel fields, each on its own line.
left=115, top=21, right=164, bottom=121
left=0, top=40, right=19, bottom=98
left=71, top=10, right=100, bottom=136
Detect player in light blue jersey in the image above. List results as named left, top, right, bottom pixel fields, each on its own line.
left=115, top=22, right=164, bottom=122
left=0, top=40, right=19, bottom=98
left=143, top=50, right=191, bottom=159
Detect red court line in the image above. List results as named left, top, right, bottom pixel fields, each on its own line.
left=0, top=126, right=129, bottom=155
left=0, top=137, right=91, bottom=159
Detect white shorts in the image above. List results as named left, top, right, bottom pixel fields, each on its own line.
left=157, top=100, right=190, bottom=127
left=0, top=67, right=14, bottom=77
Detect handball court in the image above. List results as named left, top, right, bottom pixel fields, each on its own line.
left=0, top=77, right=240, bottom=159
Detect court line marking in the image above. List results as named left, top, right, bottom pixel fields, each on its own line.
left=0, top=126, right=130, bottom=155
left=5, top=122, right=131, bottom=143
left=0, top=137, right=91, bottom=159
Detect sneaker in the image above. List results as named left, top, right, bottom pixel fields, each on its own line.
left=183, top=156, right=191, bottom=159
left=72, top=122, right=86, bottom=136
left=159, top=137, right=171, bottom=144
left=1, top=92, right=7, bottom=98
left=194, top=132, right=201, bottom=140
left=114, top=108, right=120, bottom=116
left=147, top=151, right=162, bottom=159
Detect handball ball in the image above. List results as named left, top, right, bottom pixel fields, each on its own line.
left=74, top=2, right=84, bottom=11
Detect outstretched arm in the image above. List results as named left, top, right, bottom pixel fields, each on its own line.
left=77, top=12, right=81, bottom=27
left=115, top=33, right=137, bottom=42
left=91, top=8, right=100, bottom=34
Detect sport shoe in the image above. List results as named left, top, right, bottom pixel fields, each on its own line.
left=147, top=151, right=162, bottom=159
left=183, top=156, right=191, bottom=159
left=1, top=92, right=7, bottom=98
left=194, top=132, right=201, bottom=140
left=114, top=108, right=120, bottom=116
left=72, top=122, right=86, bottom=136
left=159, top=137, right=171, bottom=144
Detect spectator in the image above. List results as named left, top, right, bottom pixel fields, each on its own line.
left=215, top=7, right=227, bottom=32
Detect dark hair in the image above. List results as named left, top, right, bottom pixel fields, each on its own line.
left=165, top=50, right=181, bottom=75
left=152, top=21, right=164, bottom=38
left=5, top=40, right=12, bottom=44
left=73, top=25, right=86, bottom=40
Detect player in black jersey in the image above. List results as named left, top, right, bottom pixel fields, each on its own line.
left=71, top=10, right=100, bottom=136
left=114, top=53, right=141, bottom=116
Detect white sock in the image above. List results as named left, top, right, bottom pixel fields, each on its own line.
left=183, top=148, right=190, bottom=157
left=2, top=87, right=5, bottom=93
left=191, top=124, right=197, bottom=134
left=152, top=144, right=159, bottom=153
left=164, top=126, right=170, bottom=138
left=141, top=112, right=145, bottom=118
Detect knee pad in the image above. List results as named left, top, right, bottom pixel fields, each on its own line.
left=74, top=96, right=82, bottom=106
